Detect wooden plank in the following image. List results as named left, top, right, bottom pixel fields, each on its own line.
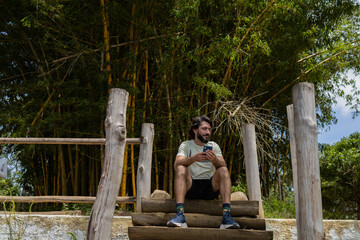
left=131, top=213, right=265, bottom=230
left=0, top=196, right=136, bottom=204
left=136, top=123, right=155, bottom=212
left=292, top=83, right=325, bottom=239
left=0, top=137, right=141, bottom=145
left=242, top=124, right=265, bottom=218
left=0, top=158, right=6, bottom=179
left=87, top=88, right=129, bottom=240
left=128, top=226, right=273, bottom=240
left=141, top=198, right=259, bottom=217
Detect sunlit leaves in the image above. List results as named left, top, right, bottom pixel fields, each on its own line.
left=319, top=132, right=360, bottom=219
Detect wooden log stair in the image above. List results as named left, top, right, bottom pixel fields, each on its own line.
left=129, top=198, right=273, bottom=240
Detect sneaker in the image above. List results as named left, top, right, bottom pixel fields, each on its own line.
left=167, top=212, right=188, bottom=228
left=220, top=211, right=240, bottom=229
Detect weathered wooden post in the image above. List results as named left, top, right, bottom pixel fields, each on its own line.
left=242, top=123, right=264, bottom=218
left=136, top=123, right=154, bottom=213
left=286, top=104, right=300, bottom=238
left=292, top=82, right=325, bottom=239
left=0, top=158, right=7, bottom=179
left=87, top=88, right=129, bottom=240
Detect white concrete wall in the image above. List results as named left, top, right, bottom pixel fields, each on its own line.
left=1, top=214, right=359, bottom=240
left=0, top=214, right=132, bottom=240
left=266, top=219, right=360, bottom=240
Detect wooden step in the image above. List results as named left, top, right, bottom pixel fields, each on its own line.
left=128, top=226, right=273, bottom=240
left=141, top=198, right=259, bottom=216
left=132, top=213, right=265, bottom=230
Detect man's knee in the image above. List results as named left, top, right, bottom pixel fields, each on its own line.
left=175, top=165, right=187, bottom=178
left=217, top=166, right=230, bottom=179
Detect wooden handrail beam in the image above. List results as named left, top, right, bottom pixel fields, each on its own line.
left=0, top=196, right=136, bottom=204
left=0, top=137, right=142, bottom=145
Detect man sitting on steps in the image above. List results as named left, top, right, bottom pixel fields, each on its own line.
left=167, top=115, right=240, bottom=229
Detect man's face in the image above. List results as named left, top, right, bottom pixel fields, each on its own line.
left=195, top=121, right=211, bottom=143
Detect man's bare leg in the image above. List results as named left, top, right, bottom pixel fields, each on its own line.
left=212, top=166, right=240, bottom=229
left=174, top=165, right=192, bottom=203
left=212, top=166, right=231, bottom=203
left=167, top=165, right=191, bottom=227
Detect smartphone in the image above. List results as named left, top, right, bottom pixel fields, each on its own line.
left=203, top=145, right=213, bottom=152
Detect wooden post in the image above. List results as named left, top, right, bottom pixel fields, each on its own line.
left=136, top=123, right=154, bottom=213
left=286, top=104, right=300, bottom=238
left=242, top=123, right=264, bottom=218
left=87, top=88, right=129, bottom=240
left=0, top=158, right=6, bottom=179
left=292, top=82, right=325, bottom=239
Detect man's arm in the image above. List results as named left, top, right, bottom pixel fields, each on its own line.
left=174, top=152, right=209, bottom=169
left=204, top=150, right=226, bottom=169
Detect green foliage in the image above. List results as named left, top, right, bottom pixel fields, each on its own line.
left=2, top=201, right=33, bottom=240
left=0, top=0, right=359, bottom=212
left=232, top=180, right=296, bottom=219
left=67, top=232, right=78, bottom=240
left=262, top=191, right=296, bottom=219
left=0, top=178, right=20, bottom=196
left=319, top=132, right=360, bottom=219
left=231, top=179, right=247, bottom=194
left=0, top=153, right=22, bottom=197
left=61, top=203, right=92, bottom=216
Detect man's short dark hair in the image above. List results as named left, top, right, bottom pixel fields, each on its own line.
left=188, top=115, right=213, bottom=139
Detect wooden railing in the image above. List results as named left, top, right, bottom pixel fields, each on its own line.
left=0, top=135, right=148, bottom=206
left=0, top=88, right=155, bottom=240
left=0, top=137, right=141, bottom=145
left=0, top=195, right=136, bottom=204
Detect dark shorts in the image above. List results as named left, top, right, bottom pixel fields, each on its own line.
left=185, top=177, right=220, bottom=200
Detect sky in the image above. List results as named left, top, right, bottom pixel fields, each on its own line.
left=317, top=70, right=360, bottom=145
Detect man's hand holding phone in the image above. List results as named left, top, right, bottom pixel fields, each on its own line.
left=203, top=145, right=213, bottom=152
left=203, top=145, right=215, bottom=162
left=190, top=146, right=215, bottom=163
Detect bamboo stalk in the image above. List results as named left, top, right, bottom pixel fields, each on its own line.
left=100, top=0, right=112, bottom=86
left=154, top=145, right=159, bottom=190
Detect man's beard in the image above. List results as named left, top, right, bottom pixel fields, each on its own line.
left=197, top=134, right=209, bottom=143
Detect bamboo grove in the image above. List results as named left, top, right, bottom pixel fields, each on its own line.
left=1, top=0, right=360, bottom=208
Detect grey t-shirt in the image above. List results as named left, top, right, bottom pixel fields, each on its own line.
left=177, top=140, right=222, bottom=179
